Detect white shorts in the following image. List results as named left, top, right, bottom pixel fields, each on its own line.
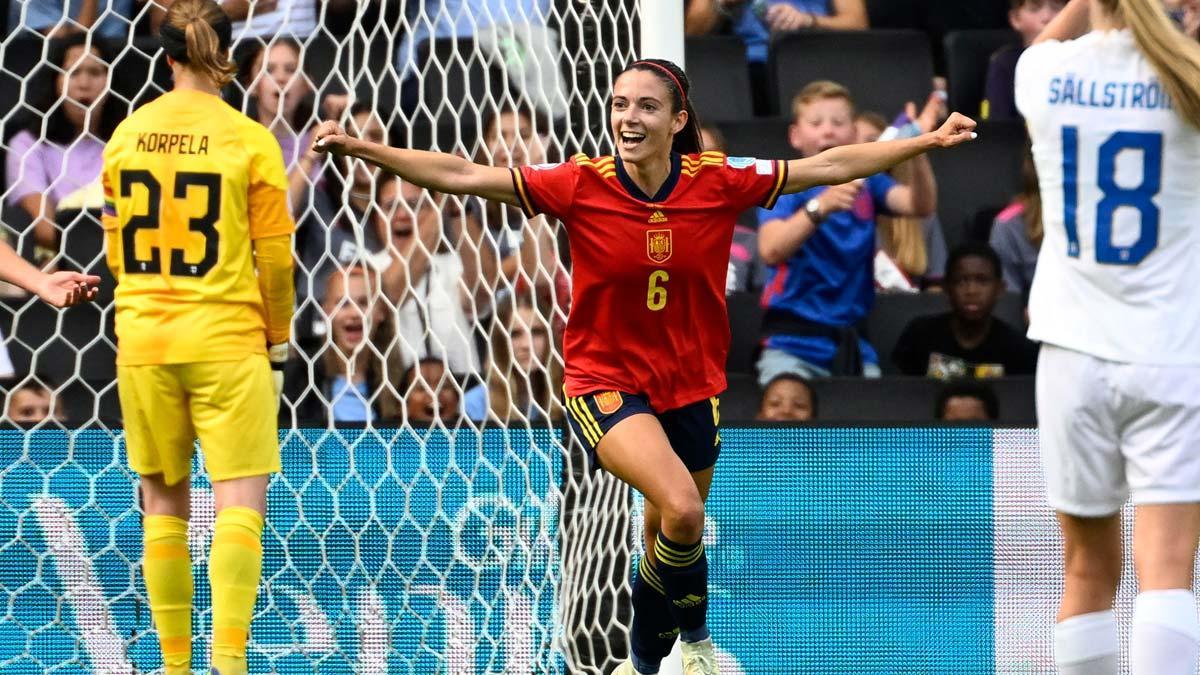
left=1037, top=344, right=1200, bottom=516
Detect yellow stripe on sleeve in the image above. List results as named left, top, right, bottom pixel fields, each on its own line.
left=509, top=168, right=538, bottom=218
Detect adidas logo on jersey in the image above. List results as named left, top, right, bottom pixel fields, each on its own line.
left=648, top=210, right=668, bottom=223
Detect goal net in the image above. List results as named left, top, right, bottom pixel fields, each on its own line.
left=0, top=0, right=641, bottom=671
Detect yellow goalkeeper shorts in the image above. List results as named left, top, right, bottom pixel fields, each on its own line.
left=118, top=354, right=281, bottom=485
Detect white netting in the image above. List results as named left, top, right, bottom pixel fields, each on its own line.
left=0, top=1, right=640, bottom=671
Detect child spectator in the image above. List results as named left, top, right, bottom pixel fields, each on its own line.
left=400, top=357, right=461, bottom=424
left=982, top=0, right=1067, bottom=120
left=855, top=104, right=949, bottom=291
left=284, top=264, right=397, bottom=424
left=2, top=378, right=61, bottom=425
left=381, top=180, right=481, bottom=377
left=4, top=34, right=121, bottom=250
left=892, top=242, right=1039, bottom=377
left=756, top=373, right=817, bottom=421
left=756, top=81, right=938, bottom=381
left=463, top=293, right=563, bottom=423
left=989, top=147, right=1042, bottom=298
left=700, top=121, right=765, bottom=294
left=935, top=379, right=1000, bottom=421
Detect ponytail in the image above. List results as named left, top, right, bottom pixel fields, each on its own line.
left=1110, top=0, right=1200, bottom=128
left=623, top=59, right=704, bottom=155
left=161, top=0, right=238, bottom=89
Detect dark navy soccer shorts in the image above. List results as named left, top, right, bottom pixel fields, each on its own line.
left=563, top=390, right=721, bottom=473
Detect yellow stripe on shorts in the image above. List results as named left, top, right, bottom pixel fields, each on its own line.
left=567, top=396, right=601, bottom=447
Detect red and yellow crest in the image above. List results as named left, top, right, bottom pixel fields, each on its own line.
left=594, top=391, right=623, bottom=415
left=646, top=229, right=673, bottom=264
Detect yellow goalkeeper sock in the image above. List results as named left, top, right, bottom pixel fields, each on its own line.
left=143, top=515, right=193, bottom=674
left=209, top=506, right=264, bottom=675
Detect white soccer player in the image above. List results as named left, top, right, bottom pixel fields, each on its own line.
left=1017, top=0, right=1200, bottom=673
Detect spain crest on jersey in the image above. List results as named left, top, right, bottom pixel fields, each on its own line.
left=647, top=229, right=672, bottom=264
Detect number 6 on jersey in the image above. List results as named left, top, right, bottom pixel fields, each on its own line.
left=646, top=270, right=669, bottom=311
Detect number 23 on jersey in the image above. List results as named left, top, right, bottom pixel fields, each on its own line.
left=119, top=169, right=222, bottom=277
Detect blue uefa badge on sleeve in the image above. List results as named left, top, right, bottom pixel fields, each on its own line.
left=725, top=156, right=756, bottom=169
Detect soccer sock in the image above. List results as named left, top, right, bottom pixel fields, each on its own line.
left=209, top=506, right=264, bottom=675
left=1131, top=589, right=1200, bottom=675
left=143, top=515, right=193, bottom=675
left=1054, top=609, right=1119, bottom=675
left=653, top=531, right=710, bottom=644
left=629, top=556, right=679, bottom=674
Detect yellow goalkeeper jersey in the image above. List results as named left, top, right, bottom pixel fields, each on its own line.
left=101, top=88, right=295, bottom=365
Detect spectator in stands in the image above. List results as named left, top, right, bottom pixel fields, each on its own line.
left=2, top=378, right=61, bottom=424
left=464, top=103, right=566, bottom=310
left=855, top=103, right=949, bottom=291
left=4, top=34, right=121, bottom=250
left=294, top=104, right=388, bottom=314
left=244, top=38, right=315, bottom=172
left=381, top=179, right=481, bottom=377
left=982, top=0, right=1067, bottom=120
left=989, top=148, right=1042, bottom=298
left=284, top=265, right=397, bottom=424
left=714, top=0, right=868, bottom=112
left=1165, top=0, right=1200, bottom=39
left=150, top=0, right=352, bottom=38
left=756, top=81, right=938, bottom=381
left=935, top=379, right=999, bottom=421
left=756, top=373, right=817, bottom=421
left=463, top=292, right=563, bottom=423
left=400, top=357, right=461, bottom=424
left=7, top=0, right=135, bottom=38
left=686, top=0, right=725, bottom=35
left=892, top=242, right=1039, bottom=378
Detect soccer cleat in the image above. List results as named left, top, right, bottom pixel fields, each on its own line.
left=681, top=638, right=720, bottom=675
left=609, top=659, right=637, bottom=675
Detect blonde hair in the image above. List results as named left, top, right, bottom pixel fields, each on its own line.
left=485, top=294, right=563, bottom=423
left=790, top=80, right=856, bottom=120
left=1098, top=0, right=1200, bottom=128
left=163, top=0, right=237, bottom=88
left=877, top=159, right=928, bottom=277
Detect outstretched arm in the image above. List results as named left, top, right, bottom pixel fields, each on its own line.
left=0, top=240, right=99, bottom=308
left=312, top=121, right=520, bottom=207
left=782, top=113, right=976, bottom=194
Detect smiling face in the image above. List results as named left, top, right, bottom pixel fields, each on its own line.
left=58, top=44, right=108, bottom=130
left=610, top=68, right=686, bottom=164
left=757, top=378, right=815, bottom=422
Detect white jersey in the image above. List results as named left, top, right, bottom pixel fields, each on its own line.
left=1016, top=30, right=1200, bottom=364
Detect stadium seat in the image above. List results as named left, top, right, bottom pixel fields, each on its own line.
left=715, top=117, right=797, bottom=160
left=929, top=119, right=1026, bottom=249
left=943, top=30, right=1022, bottom=118
left=769, top=30, right=933, bottom=118
left=684, top=36, right=754, bottom=122
left=726, top=290, right=765, bottom=374
left=867, top=291, right=1026, bottom=375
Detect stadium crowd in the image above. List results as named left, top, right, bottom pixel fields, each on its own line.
left=3, top=0, right=1195, bottom=427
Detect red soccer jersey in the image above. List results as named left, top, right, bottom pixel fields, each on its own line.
left=512, top=151, right=787, bottom=411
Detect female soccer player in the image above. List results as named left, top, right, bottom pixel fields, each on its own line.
left=1017, top=1, right=1200, bottom=673
left=313, top=61, right=975, bottom=675
left=99, top=0, right=294, bottom=672
left=0, top=240, right=98, bottom=307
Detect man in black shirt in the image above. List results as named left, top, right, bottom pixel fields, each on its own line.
left=892, top=242, right=1039, bottom=377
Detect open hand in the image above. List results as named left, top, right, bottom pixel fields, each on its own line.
left=36, top=271, right=100, bottom=308
left=931, top=112, right=977, bottom=149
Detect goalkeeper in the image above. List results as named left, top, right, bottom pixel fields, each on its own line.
left=99, top=0, right=294, bottom=672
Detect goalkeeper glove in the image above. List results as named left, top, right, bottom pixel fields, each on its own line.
left=268, top=343, right=289, bottom=412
